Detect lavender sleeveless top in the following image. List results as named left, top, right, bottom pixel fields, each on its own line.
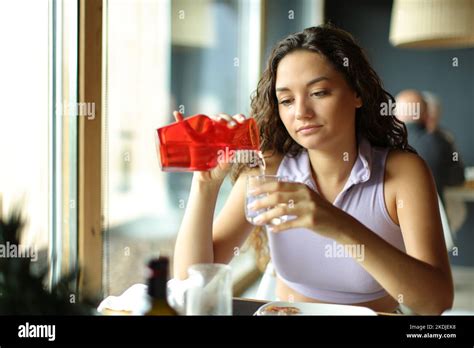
left=269, top=137, right=405, bottom=304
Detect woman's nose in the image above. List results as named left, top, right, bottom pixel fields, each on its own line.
left=294, top=98, right=314, bottom=120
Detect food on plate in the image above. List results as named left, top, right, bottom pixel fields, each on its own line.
left=261, top=305, right=301, bottom=315
left=100, top=308, right=133, bottom=315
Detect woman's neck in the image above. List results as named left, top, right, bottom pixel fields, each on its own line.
left=307, top=133, right=358, bottom=187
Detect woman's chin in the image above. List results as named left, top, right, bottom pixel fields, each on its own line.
left=297, top=136, right=326, bottom=151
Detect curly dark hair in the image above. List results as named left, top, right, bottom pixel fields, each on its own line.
left=234, top=24, right=415, bottom=270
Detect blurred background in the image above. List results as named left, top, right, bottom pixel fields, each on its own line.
left=0, top=0, right=473, bottom=311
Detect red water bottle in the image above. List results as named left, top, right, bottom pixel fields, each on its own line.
left=156, top=114, right=260, bottom=172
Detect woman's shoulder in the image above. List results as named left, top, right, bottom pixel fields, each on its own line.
left=386, top=149, right=427, bottom=169
left=385, top=149, right=434, bottom=185
left=383, top=149, right=436, bottom=225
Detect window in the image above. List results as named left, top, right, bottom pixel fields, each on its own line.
left=0, top=0, right=49, bottom=268
left=0, top=0, right=79, bottom=288
left=103, top=0, right=263, bottom=295
left=0, top=0, right=324, bottom=300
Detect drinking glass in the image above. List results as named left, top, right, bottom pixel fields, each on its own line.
left=185, top=263, right=232, bottom=315
left=245, top=175, right=289, bottom=226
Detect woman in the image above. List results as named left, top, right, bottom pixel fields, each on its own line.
left=173, top=25, right=453, bottom=315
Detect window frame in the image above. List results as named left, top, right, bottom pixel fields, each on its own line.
left=77, top=0, right=103, bottom=300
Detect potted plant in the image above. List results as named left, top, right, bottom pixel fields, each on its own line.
left=0, top=209, right=92, bottom=315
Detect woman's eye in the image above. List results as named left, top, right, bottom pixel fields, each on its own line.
left=279, top=99, right=292, bottom=106
left=311, top=90, right=328, bottom=97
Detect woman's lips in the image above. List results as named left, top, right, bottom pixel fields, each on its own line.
left=297, top=125, right=323, bottom=135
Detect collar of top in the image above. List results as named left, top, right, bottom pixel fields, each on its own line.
left=293, top=135, right=373, bottom=193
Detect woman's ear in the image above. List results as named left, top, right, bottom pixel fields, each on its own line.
left=355, top=93, right=363, bottom=108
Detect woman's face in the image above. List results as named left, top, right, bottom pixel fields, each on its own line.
left=275, top=49, right=362, bottom=151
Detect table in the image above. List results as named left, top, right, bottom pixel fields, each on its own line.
left=232, top=297, right=402, bottom=316
left=233, top=297, right=267, bottom=315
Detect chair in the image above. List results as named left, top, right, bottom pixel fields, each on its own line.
left=438, top=194, right=455, bottom=252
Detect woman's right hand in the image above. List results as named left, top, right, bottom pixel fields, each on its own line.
left=172, top=111, right=247, bottom=185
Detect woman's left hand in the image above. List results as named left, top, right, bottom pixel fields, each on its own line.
left=248, top=181, right=350, bottom=239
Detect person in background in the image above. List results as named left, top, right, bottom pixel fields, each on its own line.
left=423, top=91, right=464, bottom=146
left=422, top=91, right=442, bottom=134
left=395, top=90, right=465, bottom=202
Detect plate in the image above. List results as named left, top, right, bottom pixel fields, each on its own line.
left=254, top=301, right=377, bottom=316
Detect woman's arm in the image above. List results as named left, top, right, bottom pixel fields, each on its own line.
left=173, top=171, right=255, bottom=280
left=173, top=151, right=282, bottom=280
left=250, top=151, right=453, bottom=314
left=338, top=151, right=453, bottom=315
left=172, top=111, right=251, bottom=279
left=173, top=176, right=222, bottom=279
